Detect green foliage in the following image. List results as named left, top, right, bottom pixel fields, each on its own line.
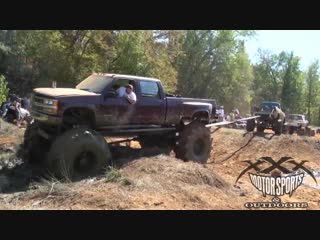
left=0, top=75, right=9, bottom=103
left=305, top=60, right=320, bottom=124
left=2, top=30, right=320, bottom=125
left=176, top=30, right=254, bottom=113
left=109, top=30, right=177, bottom=93
left=280, top=52, right=304, bottom=113
left=252, top=50, right=305, bottom=114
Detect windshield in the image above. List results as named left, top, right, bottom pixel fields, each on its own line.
left=289, top=115, right=303, bottom=120
left=76, top=75, right=113, bottom=93
left=260, top=102, right=280, bottom=111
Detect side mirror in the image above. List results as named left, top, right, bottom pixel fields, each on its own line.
left=105, top=91, right=117, bottom=99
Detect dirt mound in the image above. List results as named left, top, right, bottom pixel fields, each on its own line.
left=1, top=126, right=320, bottom=209
left=1, top=155, right=237, bottom=210
left=211, top=128, right=320, bottom=168
left=121, top=155, right=229, bottom=189
left=206, top=128, right=320, bottom=209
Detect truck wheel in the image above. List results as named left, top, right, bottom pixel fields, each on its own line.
left=246, top=119, right=255, bottom=132
left=288, top=126, right=294, bottom=135
left=297, top=128, right=305, bottom=136
left=46, top=128, right=111, bottom=180
left=306, top=127, right=311, bottom=136
left=273, top=121, right=283, bottom=135
left=174, top=121, right=211, bottom=164
left=17, top=121, right=50, bottom=164
left=257, top=124, right=264, bottom=133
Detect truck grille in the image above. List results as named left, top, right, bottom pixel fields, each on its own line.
left=32, top=105, right=45, bottom=113
left=32, top=94, right=46, bottom=105
left=31, top=93, right=54, bottom=114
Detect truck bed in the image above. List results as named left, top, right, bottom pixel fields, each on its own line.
left=165, top=97, right=216, bottom=124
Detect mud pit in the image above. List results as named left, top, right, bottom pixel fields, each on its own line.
left=1, top=124, right=320, bottom=210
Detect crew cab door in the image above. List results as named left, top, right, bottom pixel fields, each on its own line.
left=98, top=78, right=137, bottom=126
left=134, top=80, right=166, bottom=125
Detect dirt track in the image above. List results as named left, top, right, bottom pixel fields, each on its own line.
left=1, top=125, right=320, bottom=210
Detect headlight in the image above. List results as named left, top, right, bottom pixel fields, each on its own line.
left=42, top=101, right=58, bottom=114
left=43, top=99, right=58, bottom=106
left=32, top=96, right=59, bottom=115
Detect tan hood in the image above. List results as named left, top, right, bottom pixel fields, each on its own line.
left=33, top=88, right=99, bottom=97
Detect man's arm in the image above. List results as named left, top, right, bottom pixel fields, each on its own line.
left=125, top=92, right=137, bottom=104
left=126, top=96, right=136, bottom=104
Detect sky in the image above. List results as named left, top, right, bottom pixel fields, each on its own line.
left=245, top=30, right=320, bottom=70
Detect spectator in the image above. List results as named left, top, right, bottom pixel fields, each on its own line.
left=22, top=94, right=32, bottom=110
left=1, top=98, right=10, bottom=118
left=13, top=99, right=22, bottom=127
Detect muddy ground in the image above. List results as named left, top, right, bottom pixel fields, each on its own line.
left=0, top=120, right=320, bottom=210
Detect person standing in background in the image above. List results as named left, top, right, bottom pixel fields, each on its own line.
left=21, top=94, right=31, bottom=111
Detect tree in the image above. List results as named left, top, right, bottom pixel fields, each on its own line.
left=252, top=50, right=284, bottom=104
left=252, top=50, right=304, bottom=114
left=110, top=30, right=178, bottom=92
left=280, top=52, right=304, bottom=113
left=305, top=60, right=320, bottom=123
left=176, top=30, right=254, bottom=113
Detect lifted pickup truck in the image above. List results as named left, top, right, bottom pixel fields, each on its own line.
left=246, top=101, right=286, bottom=135
left=20, top=73, right=218, bottom=180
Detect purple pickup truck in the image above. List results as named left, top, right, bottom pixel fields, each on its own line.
left=21, top=73, right=218, bottom=180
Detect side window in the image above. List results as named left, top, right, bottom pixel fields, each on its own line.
left=110, top=79, right=136, bottom=96
left=140, top=81, right=160, bottom=98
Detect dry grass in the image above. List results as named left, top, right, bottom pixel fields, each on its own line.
left=1, top=126, right=320, bottom=209
left=0, top=155, right=235, bottom=209
left=0, top=119, right=24, bottom=146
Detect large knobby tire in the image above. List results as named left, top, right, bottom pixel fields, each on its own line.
left=17, top=121, right=50, bottom=164
left=257, top=124, right=264, bottom=133
left=46, top=128, right=111, bottom=180
left=174, top=121, right=211, bottom=164
left=246, top=119, right=256, bottom=132
left=273, top=121, right=283, bottom=135
left=288, top=126, right=294, bottom=135
left=297, top=128, right=305, bottom=136
left=310, top=129, right=316, bottom=137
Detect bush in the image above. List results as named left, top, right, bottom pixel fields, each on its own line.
left=0, top=75, right=9, bottom=104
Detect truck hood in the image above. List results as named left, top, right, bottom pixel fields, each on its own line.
left=255, top=112, right=271, bottom=120
left=255, top=111, right=271, bottom=116
left=33, top=88, right=99, bottom=97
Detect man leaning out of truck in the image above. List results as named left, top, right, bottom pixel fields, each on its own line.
left=123, top=84, right=137, bottom=104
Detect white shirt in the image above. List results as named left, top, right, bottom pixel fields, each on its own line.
left=216, top=109, right=224, bottom=117
left=220, top=109, right=224, bottom=117
left=18, top=107, right=30, bottom=119
left=116, top=87, right=126, bottom=97
left=124, top=91, right=137, bottom=102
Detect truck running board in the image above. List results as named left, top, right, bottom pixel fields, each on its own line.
left=101, top=127, right=176, bottom=134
